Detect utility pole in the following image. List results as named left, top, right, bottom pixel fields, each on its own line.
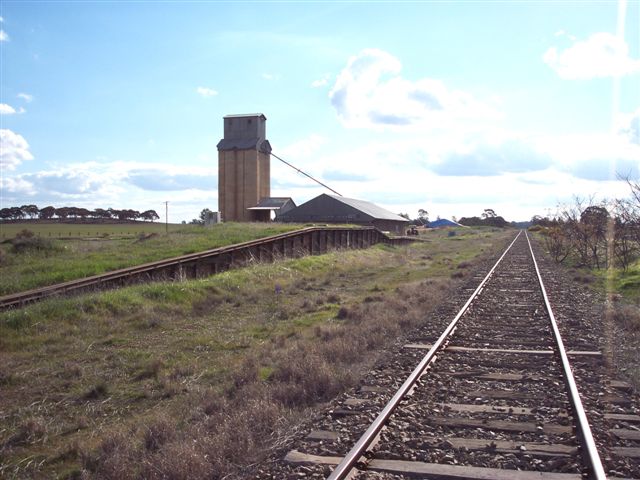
left=164, top=201, right=169, bottom=234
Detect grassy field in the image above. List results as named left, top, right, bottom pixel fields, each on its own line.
left=0, top=227, right=513, bottom=479
left=0, top=221, right=175, bottom=240
left=0, top=222, right=303, bottom=296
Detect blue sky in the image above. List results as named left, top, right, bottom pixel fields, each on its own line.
left=1, top=1, right=639, bottom=223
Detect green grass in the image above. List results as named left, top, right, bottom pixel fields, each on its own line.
left=0, top=221, right=174, bottom=239
left=612, top=262, right=640, bottom=300
left=0, top=228, right=513, bottom=478
left=588, top=261, right=640, bottom=302
left=0, top=222, right=303, bottom=295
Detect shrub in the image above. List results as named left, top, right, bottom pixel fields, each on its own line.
left=143, top=416, right=176, bottom=452
left=614, top=303, right=640, bottom=332
left=84, top=381, right=109, bottom=400
left=7, top=417, right=48, bottom=447
left=11, top=232, right=59, bottom=255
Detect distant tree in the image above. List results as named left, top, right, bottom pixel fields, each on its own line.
left=580, top=205, right=609, bottom=230
left=398, top=213, right=410, bottom=220
left=92, top=208, right=111, bottom=219
left=542, top=226, right=572, bottom=264
left=531, top=215, right=557, bottom=227
left=66, top=207, right=79, bottom=218
left=39, top=206, right=56, bottom=219
left=417, top=208, right=429, bottom=226
left=0, top=208, right=12, bottom=220
left=76, top=208, right=91, bottom=219
left=459, top=213, right=508, bottom=228
left=199, top=208, right=213, bottom=224
left=117, top=209, right=140, bottom=221
left=482, top=208, right=497, bottom=219
left=141, top=210, right=160, bottom=222
left=21, top=204, right=39, bottom=219
left=8, top=206, right=25, bottom=220
left=55, top=207, right=70, bottom=219
left=458, top=216, right=482, bottom=227
left=579, top=204, right=610, bottom=269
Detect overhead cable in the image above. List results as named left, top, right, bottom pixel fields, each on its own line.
left=271, top=151, right=342, bottom=197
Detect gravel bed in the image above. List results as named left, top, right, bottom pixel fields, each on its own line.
left=255, top=233, right=640, bottom=479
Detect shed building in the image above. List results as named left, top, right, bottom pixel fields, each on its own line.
left=247, top=197, right=296, bottom=221
left=278, top=194, right=409, bottom=234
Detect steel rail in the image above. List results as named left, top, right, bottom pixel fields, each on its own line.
left=326, top=230, right=523, bottom=480
left=525, top=231, right=607, bottom=480
left=0, top=226, right=403, bottom=311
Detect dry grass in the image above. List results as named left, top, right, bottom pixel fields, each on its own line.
left=609, top=300, right=640, bottom=391
left=0, top=227, right=512, bottom=479
left=613, top=302, right=640, bottom=332
left=79, top=279, right=459, bottom=479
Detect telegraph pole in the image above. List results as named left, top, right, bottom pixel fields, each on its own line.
left=164, top=201, right=169, bottom=234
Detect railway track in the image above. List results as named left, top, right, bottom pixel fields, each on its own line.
left=261, top=231, right=640, bottom=479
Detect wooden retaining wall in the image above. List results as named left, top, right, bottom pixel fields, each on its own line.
left=0, top=226, right=415, bottom=310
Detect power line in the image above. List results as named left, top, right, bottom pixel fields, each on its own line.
left=271, top=151, right=342, bottom=197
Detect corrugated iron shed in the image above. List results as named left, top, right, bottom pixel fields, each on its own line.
left=326, top=195, right=407, bottom=222
left=278, top=194, right=408, bottom=233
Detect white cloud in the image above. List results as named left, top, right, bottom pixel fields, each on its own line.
left=536, top=129, right=640, bottom=181
left=0, top=161, right=219, bottom=222
left=543, top=32, right=640, bottom=79
left=0, top=30, right=8, bottom=42
left=0, top=104, right=17, bottom=115
left=0, top=104, right=26, bottom=115
left=0, top=130, right=34, bottom=171
left=270, top=116, right=640, bottom=222
left=311, top=74, right=331, bottom=88
left=278, top=134, right=326, bottom=160
left=554, top=30, right=577, bottom=41
left=329, top=49, right=499, bottom=129
left=615, top=107, right=640, bottom=145
left=196, top=86, right=218, bottom=98
left=17, top=93, right=34, bottom=103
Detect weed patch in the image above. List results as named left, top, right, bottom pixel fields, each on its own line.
left=84, top=381, right=109, bottom=400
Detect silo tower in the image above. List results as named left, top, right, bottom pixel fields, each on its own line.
left=216, top=114, right=271, bottom=222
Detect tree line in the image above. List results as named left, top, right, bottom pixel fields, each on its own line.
left=532, top=178, right=640, bottom=271
left=0, top=205, right=160, bottom=222
left=458, top=208, right=509, bottom=228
